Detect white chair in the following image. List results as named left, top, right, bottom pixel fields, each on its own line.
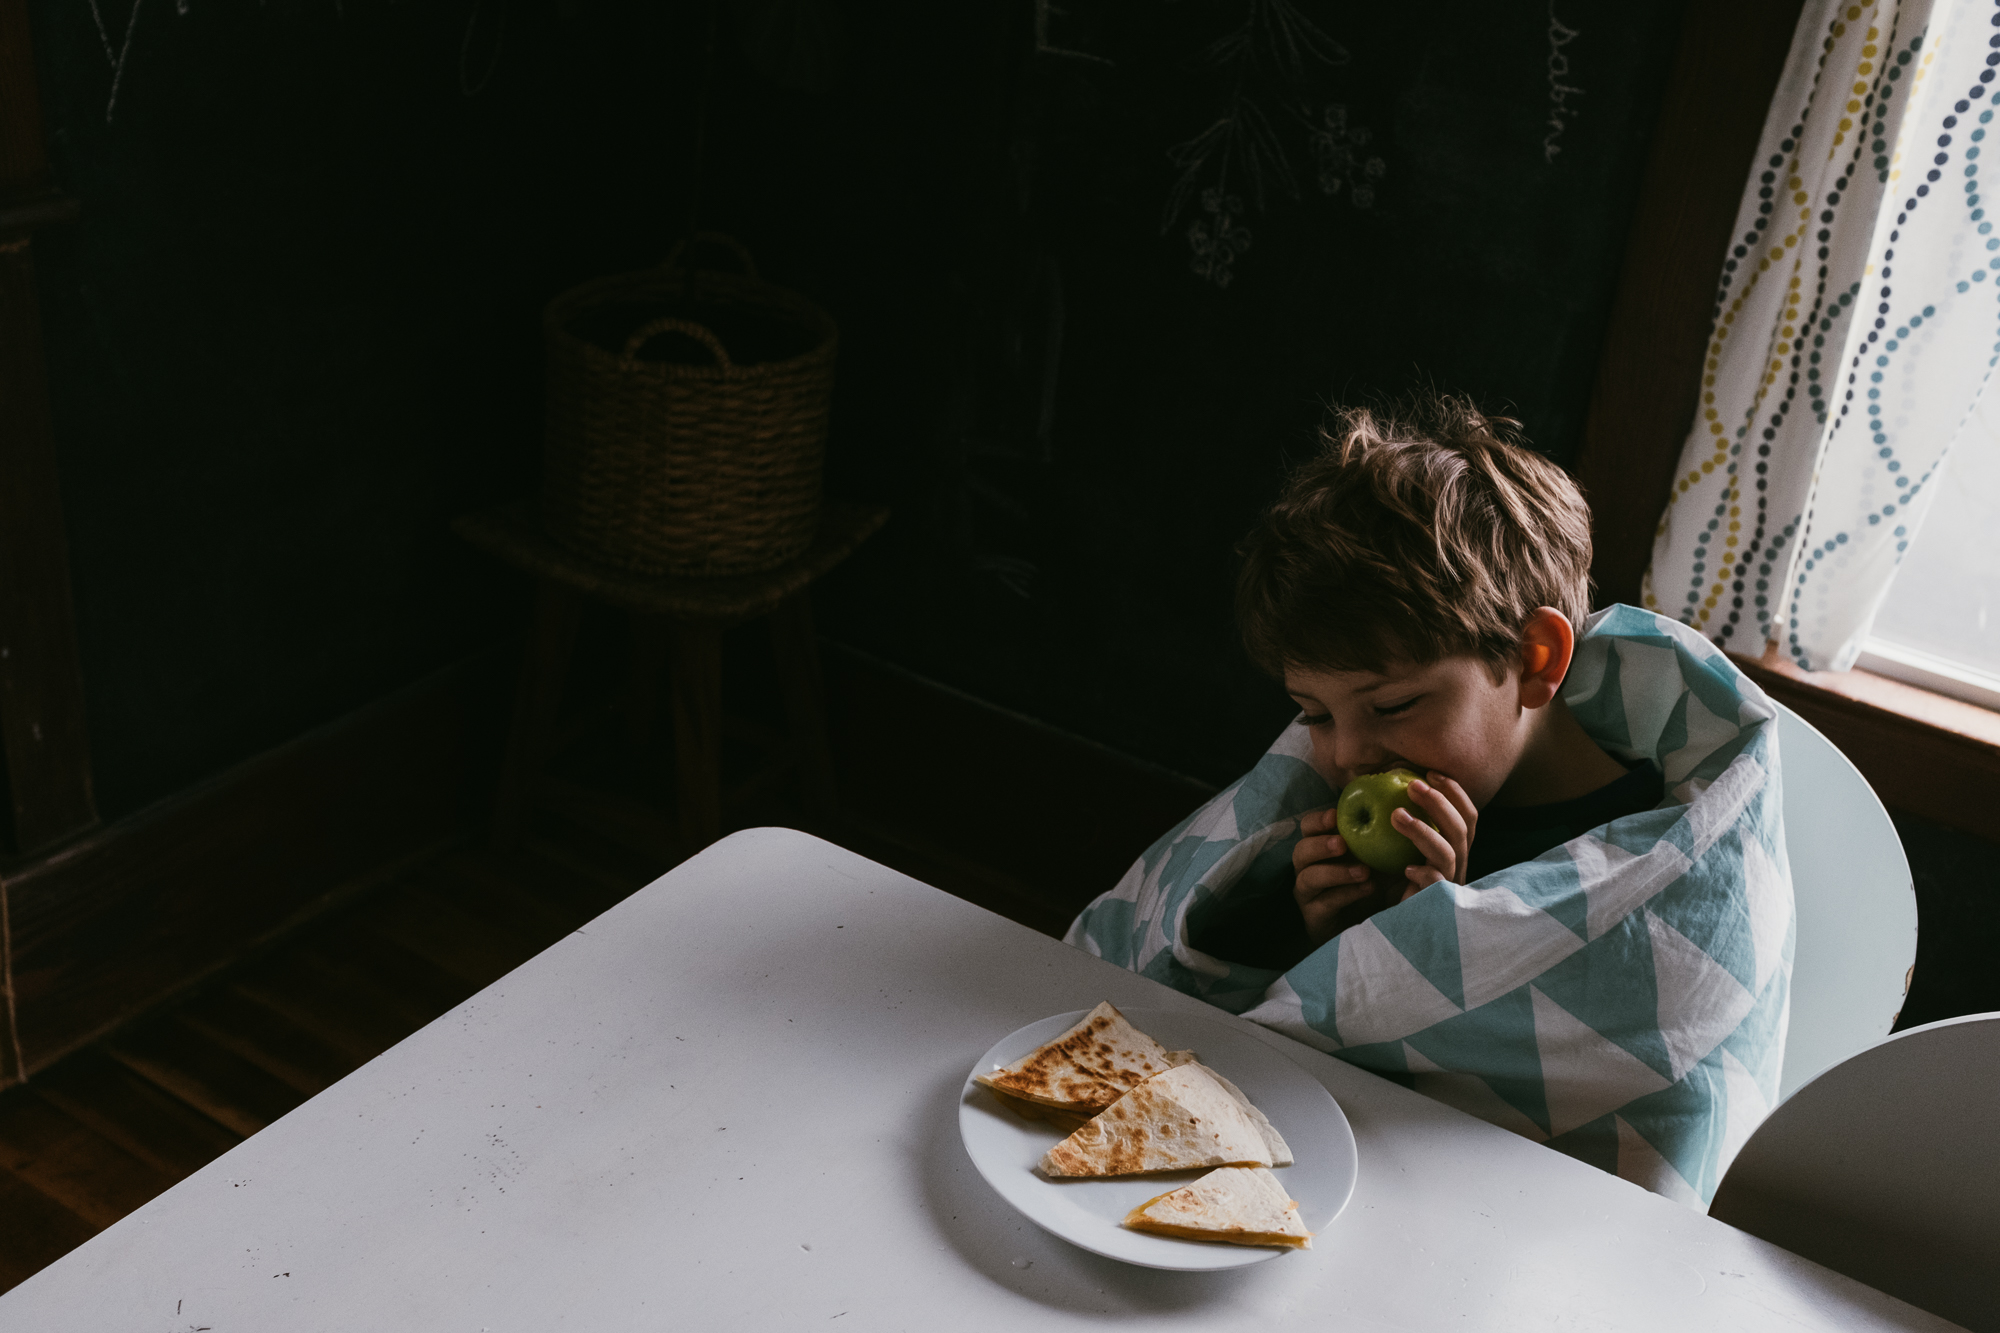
left=1772, top=702, right=1917, bottom=1101
left=1709, top=1012, right=2000, bottom=1332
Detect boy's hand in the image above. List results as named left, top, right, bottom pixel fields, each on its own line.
left=1294, top=775, right=1479, bottom=948
left=1393, top=772, right=1479, bottom=896
left=1292, top=807, right=1384, bottom=947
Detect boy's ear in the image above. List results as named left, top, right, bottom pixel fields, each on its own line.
left=1517, top=607, right=1574, bottom=709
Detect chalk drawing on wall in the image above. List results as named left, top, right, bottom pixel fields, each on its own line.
left=80, top=0, right=509, bottom=123
left=1187, top=187, right=1254, bottom=290
left=1160, top=0, right=1384, bottom=289
left=460, top=0, right=508, bottom=97
left=1036, top=0, right=1109, bottom=65
left=1308, top=104, right=1385, bottom=207
left=85, top=0, right=145, bottom=123
left=1543, top=2, right=1584, bottom=163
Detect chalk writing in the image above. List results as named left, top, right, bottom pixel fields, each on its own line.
left=1544, top=2, right=1584, bottom=163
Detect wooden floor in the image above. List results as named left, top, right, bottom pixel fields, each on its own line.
left=0, top=757, right=1064, bottom=1296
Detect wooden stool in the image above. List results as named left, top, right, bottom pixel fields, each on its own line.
left=454, top=500, right=889, bottom=851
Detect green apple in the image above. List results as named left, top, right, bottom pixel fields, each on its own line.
left=1335, top=769, right=1433, bottom=873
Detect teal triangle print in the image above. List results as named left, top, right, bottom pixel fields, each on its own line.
left=1068, top=606, right=1794, bottom=1207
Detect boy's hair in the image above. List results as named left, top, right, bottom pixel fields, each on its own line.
left=1237, top=393, right=1594, bottom=679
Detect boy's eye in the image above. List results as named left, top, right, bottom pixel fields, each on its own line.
left=1297, top=711, right=1332, bottom=728
left=1374, top=697, right=1420, bottom=718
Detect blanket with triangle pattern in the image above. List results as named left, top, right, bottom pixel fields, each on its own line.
left=1064, top=605, right=1794, bottom=1207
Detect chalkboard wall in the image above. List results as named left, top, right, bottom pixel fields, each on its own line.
left=29, top=0, right=713, bottom=817
left=711, top=0, right=1690, bottom=786
left=27, top=0, right=1685, bottom=818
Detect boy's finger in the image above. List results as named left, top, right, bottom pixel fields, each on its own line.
left=1298, top=807, right=1338, bottom=836
left=1405, top=780, right=1467, bottom=844
left=1295, top=861, right=1370, bottom=901
left=1404, top=795, right=1471, bottom=882
left=1402, top=867, right=1440, bottom=895
left=1393, top=806, right=1456, bottom=873
left=1408, top=772, right=1472, bottom=856
left=1291, top=832, right=1350, bottom=875
left=1299, top=882, right=1373, bottom=929
left=1426, top=773, right=1480, bottom=829
left=1416, top=776, right=1477, bottom=880
left=1304, top=881, right=1372, bottom=910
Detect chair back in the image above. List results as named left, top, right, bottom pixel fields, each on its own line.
left=1710, top=1013, right=2000, bottom=1333
left=1772, top=703, right=1916, bottom=1101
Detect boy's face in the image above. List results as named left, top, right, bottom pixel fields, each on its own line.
left=1284, top=653, right=1530, bottom=810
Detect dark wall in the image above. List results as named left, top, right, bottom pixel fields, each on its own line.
left=29, top=0, right=717, bottom=818
left=1893, top=813, right=2000, bottom=1030
left=697, top=0, right=1690, bottom=786
left=32, top=0, right=1684, bottom=812
left=25, top=0, right=1997, bottom=1026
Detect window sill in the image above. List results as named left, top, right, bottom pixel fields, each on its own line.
left=1853, top=639, right=2000, bottom=713
left=1728, top=647, right=2000, bottom=843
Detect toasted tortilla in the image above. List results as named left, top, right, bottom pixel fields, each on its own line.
left=1194, top=1063, right=1293, bottom=1167
left=1040, top=1063, right=1272, bottom=1177
left=1123, top=1165, right=1312, bottom=1249
left=975, top=1002, right=1187, bottom=1112
left=986, top=1087, right=1094, bottom=1134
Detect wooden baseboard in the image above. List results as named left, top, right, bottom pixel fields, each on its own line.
left=0, top=654, right=507, bottom=1085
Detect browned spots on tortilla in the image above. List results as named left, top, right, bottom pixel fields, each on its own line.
left=1140, top=1186, right=1221, bottom=1225
left=1103, top=1125, right=1148, bottom=1176
left=1045, top=1117, right=1152, bottom=1177
left=985, top=1012, right=1149, bottom=1110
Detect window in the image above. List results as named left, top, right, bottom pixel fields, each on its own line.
left=1859, top=381, right=2000, bottom=712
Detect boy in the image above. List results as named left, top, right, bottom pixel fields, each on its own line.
left=1066, top=396, right=1793, bottom=1209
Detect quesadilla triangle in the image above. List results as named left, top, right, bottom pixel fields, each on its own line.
left=1040, top=1063, right=1273, bottom=1177
left=975, top=1002, right=1186, bottom=1112
left=1193, top=1062, right=1293, bottom=1167
left=1123, top=1166, right=1313, bottom=1249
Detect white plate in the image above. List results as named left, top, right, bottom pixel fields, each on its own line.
left=958, top=1006, right=1358, bottom=1271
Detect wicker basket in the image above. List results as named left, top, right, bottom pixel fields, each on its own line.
left=541, top=234, right=838, bottom=577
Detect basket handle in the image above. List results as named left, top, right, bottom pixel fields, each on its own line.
left=662, top=231, right=761, bottom=281
left=621, top=317, right=734, bottom=369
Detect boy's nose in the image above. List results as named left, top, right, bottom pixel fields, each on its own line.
left=1327, top=729, right=1388, bottom=774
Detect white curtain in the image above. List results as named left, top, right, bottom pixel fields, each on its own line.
left=1644, top=0, right=2000, bottom=669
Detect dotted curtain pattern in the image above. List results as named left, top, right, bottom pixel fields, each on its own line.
left=1644, top=0, right=2000, bottom=670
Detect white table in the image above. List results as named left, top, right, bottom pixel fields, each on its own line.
left=0, top=828, right=1963, bottom=1331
